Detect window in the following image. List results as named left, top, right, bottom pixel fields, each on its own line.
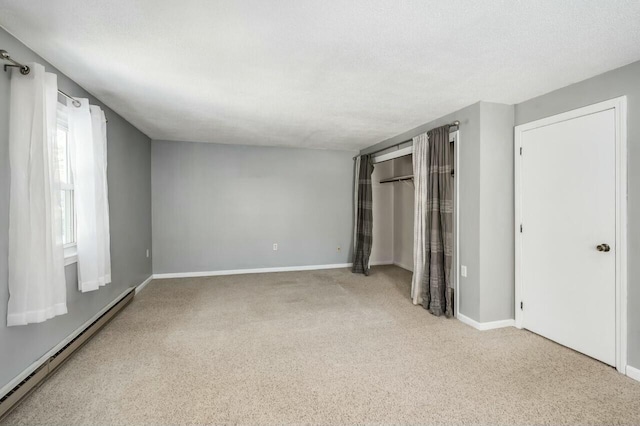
left=56, top=103, right=77, bottom=263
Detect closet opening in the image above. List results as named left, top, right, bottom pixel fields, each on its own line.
left=369, top=129, right=460, bottom=317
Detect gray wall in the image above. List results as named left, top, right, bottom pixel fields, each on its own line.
left=515, top=60, right=640, bottom=369
left=0, top=28, right=152, bottom=390
left=478, top=103, right=515, bottom=322
left=152, top=140, right=355, bottom=274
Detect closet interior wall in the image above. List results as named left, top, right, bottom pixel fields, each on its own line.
left=370, top=160, right=394, bottom=265
left=370, top=156, right=414, bottom=271
left=392, top=156, right=414, bottom=271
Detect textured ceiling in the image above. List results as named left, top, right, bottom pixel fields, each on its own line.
left=1, top=1, right=640, bottom=150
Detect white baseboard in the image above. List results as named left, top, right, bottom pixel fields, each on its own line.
left=393, top=261, right=414, bottom=272
left=370, top=260, right=394, bottom=266
left=457, top=313, right=515, bottom=331
left=153, top=263, right=353, bottom=279
left=135, top=275, right=153, bottom=294
left=0, top=284, right=137, bottom=399
left=627, top=365, right=640, bottom=382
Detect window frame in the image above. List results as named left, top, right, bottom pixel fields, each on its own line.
left=57, top=102, right=77, bottom=266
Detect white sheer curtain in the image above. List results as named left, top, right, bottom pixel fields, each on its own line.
left=90, top=105, right=111, bottom=287
left=7, top=63, right=67, bottom=326
left=411, top=133, right=429, bottom=305
left=69, top=99, right=111, bottom=292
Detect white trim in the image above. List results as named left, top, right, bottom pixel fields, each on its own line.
left=457, top=313, right=515, bottom=331
left=514, top=118, right=523, bottom=330
left=626, top=365, right=640, bottom=383
left=372, top=146, right=412, bottom=164
left=64, top=244, right=77, bottom=266
left=452, top=130, right=460, bottom=319
left=0, top=285, right=136, bottom=399
left=616, top=97, right=628, bottom=374
left=153, top=263, right=353, bottom=279
left=135, top=275, right=154, bottom=294
left=391, top=159, right=396, bottom=268
left=514, top=96, right=628, bottom=374
left=370, top=260, right=394, bottom=266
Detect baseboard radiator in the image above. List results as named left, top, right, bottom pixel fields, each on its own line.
left=0, top=288, right=135, bottom=420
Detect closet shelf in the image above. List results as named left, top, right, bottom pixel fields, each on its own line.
left=380, top=174, right=413, bottom=184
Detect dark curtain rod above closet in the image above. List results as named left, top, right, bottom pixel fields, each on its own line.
left=1, top=49, right=82, bottom=107
left=354, top=120, right=460, bottom=160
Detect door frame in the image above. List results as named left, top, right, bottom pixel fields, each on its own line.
left=451, top=130, right=460, bottom=318
left=514, top=96, right=627, bottom=373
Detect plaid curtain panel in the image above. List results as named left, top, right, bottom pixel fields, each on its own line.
left=422, top=125, right=454, bottom=317
left=352, top=154, right=374, bottom=275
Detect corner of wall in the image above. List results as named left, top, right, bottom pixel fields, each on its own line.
left=478, top=102, right=516, bottom=323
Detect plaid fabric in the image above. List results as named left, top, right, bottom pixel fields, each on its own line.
left=352, top=154, right=374, bottom=275
left=422, top=125, right=454, bottom=317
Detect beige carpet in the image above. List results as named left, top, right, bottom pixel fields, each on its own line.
left=3, top=266, right=640, bottom=425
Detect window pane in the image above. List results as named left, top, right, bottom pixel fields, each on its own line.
left=60, top=189, right=66, bottom=244
left=57, top=120, right=76, bottom=247
left=67, top=190, right=75, bottom=244
left=56, top=128, right=69, bottom=185
left=61, top=189, right=75, bottom=245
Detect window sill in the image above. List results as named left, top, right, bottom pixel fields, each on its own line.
left=64, top=244, right=78, bottom=266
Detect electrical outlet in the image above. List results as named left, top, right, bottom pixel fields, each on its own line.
left=273, top=243, right=278, bottom=251
left=461, top=265, right=467, bottom=277
left=337, top=246, right=341, bottom=252
left=146, top=249, right=150, bottom=258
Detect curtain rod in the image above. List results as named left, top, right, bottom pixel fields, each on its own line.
left=354, top=120, right=460, bottom=160
left=58, top=90, right=82, bottom=108
left=1, top=49, right=82, bottom=108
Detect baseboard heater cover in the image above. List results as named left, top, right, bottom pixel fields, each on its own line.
left=0, top=288, right=135, bottom=420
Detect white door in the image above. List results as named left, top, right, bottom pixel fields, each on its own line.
left=518, top=109, right=616, bottom=366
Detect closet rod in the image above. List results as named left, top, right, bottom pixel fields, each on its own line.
left=354, top=120, right=460, bottom=160
left=1, top=49, right=82, bottom=108
left=380, top=174, right=414, bottom=184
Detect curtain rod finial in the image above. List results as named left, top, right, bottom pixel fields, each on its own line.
left=1, top=49, right=30, bottom=74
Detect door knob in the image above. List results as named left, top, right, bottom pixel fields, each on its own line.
left=596, top=244, right=611, bottom=252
